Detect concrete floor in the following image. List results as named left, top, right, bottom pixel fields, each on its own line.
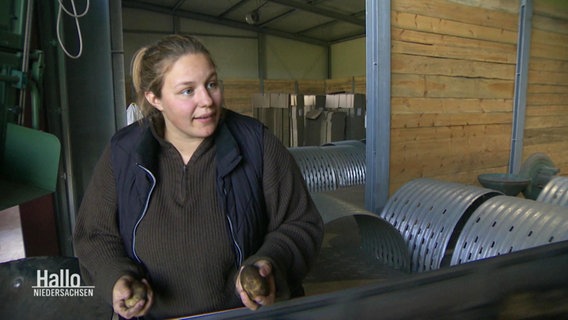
left=0, top=206, right=26, bottom=263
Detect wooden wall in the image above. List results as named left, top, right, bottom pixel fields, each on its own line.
left=523, top=1, right=568, bottom=178
left=388, top=0, right=520, bottom=193
left=222, top=77, right=367, bottom=116
left=128, top=0, right=568, bottom=196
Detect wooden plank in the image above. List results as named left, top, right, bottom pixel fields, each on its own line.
left=390, top=145, right=511, bottom=183
left=392, top=74, right=514, bottom=99
left=448, top=0, right=518, bottom=13
left=528, top=69, right=568, bottom=86
left=529, top=58, right=568, bottom=73
left=428, top=165, right=510, bottom=189
left=391, top=97, right=512, bottom=114
left=392, top=37, right=516, bottom=64
left=297, top=80, right=325, bottom=95
left=525, top=127, right=568, bottom=145
left=390, top=149, right=511, bottom=183
left=527, top=84, right=568, bottom=94
left=354, top=76, right=366, bottom=94
left=534, top=0, right=568, bottom=20
left=531, top=29, right=568, bottom=48
left=532, top=14, right=568, bottom=34
left=222, top=79, right=260, bottom=116
left=527, top=93, right=568, bottom=106
left=392, top=27, right=517, bottom=56
left=264, top=80, right=296, bottom=93
left=392, top=53, right=515, bottom=79
left=526, top=105, right=568, bottom=116
left=392, top=11, right=518, bottom=44
left=391, top=123, right=511, bottom=143
left=325, top=77, right=354, bottom=93
left=392, top=0, right=518, bottom=30
left=392, top=112, right=511, bottom=129
left=530, top=42, right=568, bottom=60
left=525, top=115, right=568, bottom=129
left=391, top=133, right=511, bottom=162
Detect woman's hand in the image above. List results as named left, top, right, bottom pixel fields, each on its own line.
left=236, top=260, right=276, bottom=310
left=112, top=275, right=154, bottom=319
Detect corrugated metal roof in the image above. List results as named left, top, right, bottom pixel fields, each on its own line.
left=122, top=0, right=366, bottom=46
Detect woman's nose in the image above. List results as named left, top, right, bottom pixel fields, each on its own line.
left=195, top=86, right=213, bottom=107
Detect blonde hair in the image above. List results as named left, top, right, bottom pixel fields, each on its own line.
left=130, top=34, right=217, bottom=119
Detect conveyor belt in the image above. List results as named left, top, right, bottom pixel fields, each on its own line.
left=181, top=240, right=568, bottom=320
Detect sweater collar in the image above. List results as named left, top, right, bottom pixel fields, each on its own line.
left=135, top=109, right=242, bottom=177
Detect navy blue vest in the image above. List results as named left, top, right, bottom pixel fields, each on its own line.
left=110, top=109, right=267, bottom=268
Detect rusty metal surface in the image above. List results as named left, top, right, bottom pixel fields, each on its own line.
left=379, top=178, right=501, bottom=272
left=450, top=195, right=568, bottom=266
left=537, top=175, right=568, bottom=207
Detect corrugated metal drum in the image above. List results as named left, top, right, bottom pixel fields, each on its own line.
left=450, top=195, right=568, bottom=266
left=311, top=192, right=410, bottom=273
left=289, top=143, right=366, bottom=192
left=380, top=178, right=501, bottom=272
left=322, top=139, right=366, bottom=149
left=325, top=145, right=366, bottom=188
left=536, top=176, right=568, bottom=208
left=289, top=146, right=339, bottom=192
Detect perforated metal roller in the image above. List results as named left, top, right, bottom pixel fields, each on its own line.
left=379, top=178, right=501, bottom=272
left=289, top=141, right=366, bottom=192
left=311, top=192, right=410, bottom=273
left=536, top=176, right=568, bottom=208
left=450, top=195, right=568, bottom=266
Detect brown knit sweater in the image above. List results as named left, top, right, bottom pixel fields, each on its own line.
left=73, top=118, right=323, bottom=319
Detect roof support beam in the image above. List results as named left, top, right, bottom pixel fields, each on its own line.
left=267, top=0, right=365, bottom=26
left=122, top=0, right=329, bottom=47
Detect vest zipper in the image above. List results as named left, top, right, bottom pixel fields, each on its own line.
left=132, top=164, right=157, bottom=265
left=226, top=215, right=243, bottom=266
left=223, top=185, right=244, bottom=266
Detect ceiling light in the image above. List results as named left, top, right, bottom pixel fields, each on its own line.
left=245, top=9, right=260, bottom=25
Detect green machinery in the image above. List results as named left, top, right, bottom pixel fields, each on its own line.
left=0, top=0, right=61, bottom=210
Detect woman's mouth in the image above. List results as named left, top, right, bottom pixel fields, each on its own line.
left=193, top=112, right=214, bottom=121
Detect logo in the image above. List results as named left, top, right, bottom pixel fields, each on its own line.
left=32, top=269, right=94, bottom=297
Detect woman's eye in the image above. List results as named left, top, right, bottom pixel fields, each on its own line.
left=207, top=82, right=218, bottom=90
left=181, top=88, right=194, bottom=95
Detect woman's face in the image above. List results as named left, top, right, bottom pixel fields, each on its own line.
left=146, top=53, right=222, bottom=143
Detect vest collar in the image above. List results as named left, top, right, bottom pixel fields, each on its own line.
left=215, top=110, right=243, bottom=177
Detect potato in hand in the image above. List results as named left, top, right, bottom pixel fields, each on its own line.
left=125, top=280, right=147, bottom=308
left=240, top=265, right=269, bottom=299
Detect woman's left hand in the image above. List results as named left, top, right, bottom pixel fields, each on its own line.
left=236, top=259, right=276, bottom=310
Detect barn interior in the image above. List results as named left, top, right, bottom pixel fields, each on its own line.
left=1, top=0, right=568, bottom=319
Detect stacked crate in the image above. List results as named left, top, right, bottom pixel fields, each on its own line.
left=336, top=93, right=366, bottom=140
left=303, top=95, right=327, bottom=146
left=252, top=93, right=302, bottom=147
left=252, top=93, right=366, bottom=147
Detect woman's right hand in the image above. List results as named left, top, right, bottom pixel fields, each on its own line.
left=112, top=275, right=154, bottom=319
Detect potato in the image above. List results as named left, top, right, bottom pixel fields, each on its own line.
left=240, top=265, right=269, bottom=299
left=125, top=280, right=147, bottom=308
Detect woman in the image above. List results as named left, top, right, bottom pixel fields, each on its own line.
left=73, top=34, right=323, bottom=319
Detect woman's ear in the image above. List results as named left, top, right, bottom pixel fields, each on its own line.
left=145, top=91, right=163, bottom=111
